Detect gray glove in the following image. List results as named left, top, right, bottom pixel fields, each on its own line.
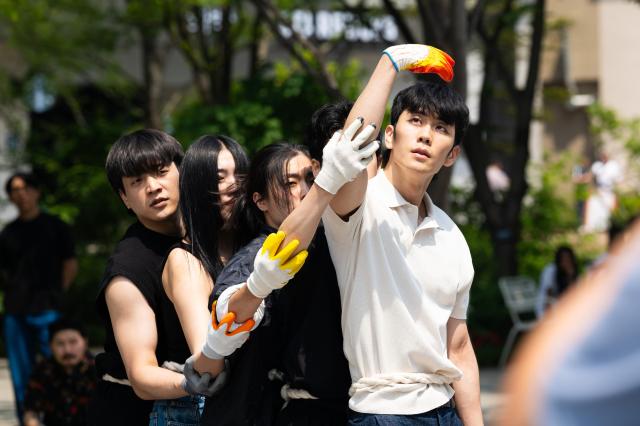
left=181, top=355, right=230, bottom=397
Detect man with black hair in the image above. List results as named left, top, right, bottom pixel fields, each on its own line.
left=0, top=172, right=77, bottom=422
left=269, top=45, right=481, bottom=424
left=23, top=317, right=97, bottom=426
left=322, top=59, right=481, bottom=425
left=88, top=129, right=215, bottom=425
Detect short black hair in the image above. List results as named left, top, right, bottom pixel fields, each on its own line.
left=384, top=82, right=469, bottom=167
left=304, top=101, right=354, bottom=162
left=48, top=317, right=86, bottom=342
left=105, top=129, right=184, bottom=194
left=5, top=172, right=40, bottom=196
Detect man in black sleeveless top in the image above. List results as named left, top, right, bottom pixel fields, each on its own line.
left=88, top=130, right=191, bottom=425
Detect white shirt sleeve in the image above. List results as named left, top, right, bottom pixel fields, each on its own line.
left=451, top=248, right=474, bottom=320
left=321, top=198, right=366, bottom=247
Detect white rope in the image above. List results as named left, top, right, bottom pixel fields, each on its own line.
left=349, top=372, right=451, bottom=396
left=102, top=373, right=131, bottom=386
left=161, top=360, right=184, bottom=373
left=267, top=368, right=318, bottom=401
left=280, top=384, right=318, bottom=401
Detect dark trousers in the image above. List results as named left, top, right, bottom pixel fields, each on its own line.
left=348, top=403, right=462, bottom=426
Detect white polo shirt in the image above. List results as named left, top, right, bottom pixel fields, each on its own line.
left=322, top=171, right=474, bottom=415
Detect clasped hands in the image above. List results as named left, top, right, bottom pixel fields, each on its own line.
left=183, top=230, right=308, bottom=395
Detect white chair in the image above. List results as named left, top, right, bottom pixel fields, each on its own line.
left=498, top=276, right=539, bottom=366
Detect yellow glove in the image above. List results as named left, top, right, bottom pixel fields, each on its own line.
left=246, top=231, right=308, bottom=299
left=383, top=44, right=455, bottom=82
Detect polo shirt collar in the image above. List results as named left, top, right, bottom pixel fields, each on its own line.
left=374, top=171, right=444, bottom=230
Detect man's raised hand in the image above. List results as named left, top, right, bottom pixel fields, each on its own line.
left=314, top=117, right=380, bottom=195
left=383, top=44, right=455, bottom=82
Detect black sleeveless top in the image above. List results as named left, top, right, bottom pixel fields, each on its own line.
left=95, top=222, right=180, bottom=379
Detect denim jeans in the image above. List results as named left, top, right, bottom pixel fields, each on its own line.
left=3, top=310, right=60, bottom=423
left=149, top=395, right=205, bottom=426
left=348, top=404, right=462, bottom=426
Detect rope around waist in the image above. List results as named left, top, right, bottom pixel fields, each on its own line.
left=101, top=360, right=183, bottom=387
left=267, top=369, right=318, bottom=401
left=349, top=372, right=453, bottom=396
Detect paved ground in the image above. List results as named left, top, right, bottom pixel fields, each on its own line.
left=0, top=359, right=505, bottom=425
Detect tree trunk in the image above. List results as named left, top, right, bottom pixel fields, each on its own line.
left=427, top=0, right=468, bottom=211
left=140, top=31, right=164, bottom=129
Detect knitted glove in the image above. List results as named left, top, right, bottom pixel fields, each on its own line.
left=246, top=231, right=309, bottom=299
left=314, top=117, right=380, bottom=195
left=383, top=44, right=455, bottom=81
left=182, top=355, right=230, bottom=396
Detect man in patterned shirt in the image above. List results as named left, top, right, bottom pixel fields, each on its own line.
left=23, top=318, right=97, bottom=426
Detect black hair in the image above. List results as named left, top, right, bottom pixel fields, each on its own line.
left=383, top=82, right=469, bottom=167
left=304, top=101, right=354, bottom=162
left=105, top=129, right=184, bottom=195
left=180, top=135, right=249, bottom=278
left=5, top=172, right=39, bottom=196
left=554, top=245, right=578, bottom=296
left=48, top=317, right=86, bottom=342
left=229, top=143, right=311, bottom=247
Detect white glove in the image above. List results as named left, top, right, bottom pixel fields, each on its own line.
left=246, top=231, right=309, bottom=299
left=314, top=118, right=380, bottom=195
left=382, top=44, right=455, bottom=81
left=201, top=295, right=260, bottom=360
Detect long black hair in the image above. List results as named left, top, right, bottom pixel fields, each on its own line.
left=229, top=143, right=311, bottom=248
left=179, top=135, right=249, bottom=278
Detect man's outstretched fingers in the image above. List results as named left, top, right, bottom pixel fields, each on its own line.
left=343, top=117, right=365, bottom=140
left=351, top=124, right=377, bottom=150
left=358, top=140, right=380, bottom=160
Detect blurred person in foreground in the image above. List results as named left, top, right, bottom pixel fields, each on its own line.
left=500, top=218, right=640, bottom=425
left=0, top=172, right=78, bottom=423
left=23, top=318, right=97, bottom=426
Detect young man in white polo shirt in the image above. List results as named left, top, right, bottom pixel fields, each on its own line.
left=322, top=80, right=481, bottom=425
left=273, top=45, right=481, bottom=424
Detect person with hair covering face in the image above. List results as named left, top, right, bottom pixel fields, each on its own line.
left=150, top=135, right=250, bottom=424
left=23, top=318, right=97, bottom=426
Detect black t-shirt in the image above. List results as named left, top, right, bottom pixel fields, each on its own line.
left=202, top=226, right=350, bottom=425
left=0, top=212, right=75, bottom=315
left=94, top=222, right=180, bottom=380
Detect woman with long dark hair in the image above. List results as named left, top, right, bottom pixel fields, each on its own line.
left=150, top=134, right=249, bottom=424
left=536, top=245, right=579, bottom=317
left=192, top=142, right=318, bottom=424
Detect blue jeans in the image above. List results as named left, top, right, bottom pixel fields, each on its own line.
left=3, top=310, right=60, bottom=423
left=149, top=395, right=205, bottom=426
left=348, top=404, right=462, bottom=426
